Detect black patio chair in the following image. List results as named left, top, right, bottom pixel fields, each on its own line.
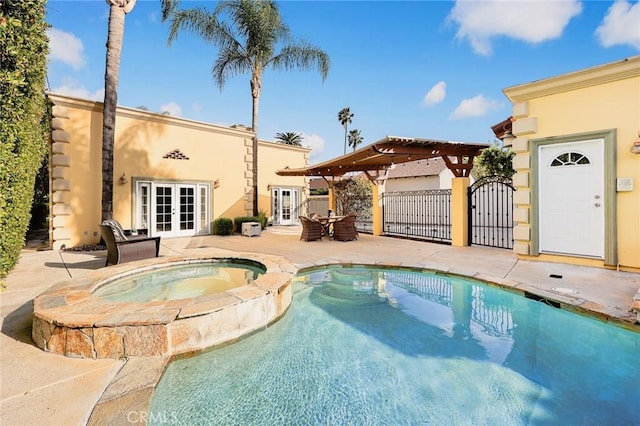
left=99, top=220, right=161, bottom=266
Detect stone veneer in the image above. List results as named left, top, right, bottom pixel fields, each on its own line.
left=633, top=289, right=640, bottom=322
left=32, top=255, right=292, bottom=359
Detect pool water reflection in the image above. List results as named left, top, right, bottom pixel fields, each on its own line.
left=150, top=266, right=639, bottom=424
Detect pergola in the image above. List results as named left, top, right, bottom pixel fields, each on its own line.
left=276, top=136, right=490, bottom=246
left=276, top=136, right=489, bottom=181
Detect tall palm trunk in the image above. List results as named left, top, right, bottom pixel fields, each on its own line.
left=343, top=125, right=348, bottom=155
left=101, top=0, right=135, bottom=221
left=250, top=69, right=261, bottom=217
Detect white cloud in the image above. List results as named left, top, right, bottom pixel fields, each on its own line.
left=596, top=0, right=640, bottom=50
left=46, top=28, right=86, bottom=70
left=50, top=78, right=103, bottom=101
left=160, top=102, right=182, bottom=117
left=300, top=132, right=325, bottom=160
left=448, top=0, right=582, bottom=56
left=422, top=81, right=447, bottom=107
left=450, top=95, right=500, bottom=119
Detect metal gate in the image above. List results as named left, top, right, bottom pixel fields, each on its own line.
left=467, top=176, right=515, bottom=249
left=382, top=189, right=451, bottom=243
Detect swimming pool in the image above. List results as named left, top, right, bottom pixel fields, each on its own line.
left=149, top=266, right=640, bottom=424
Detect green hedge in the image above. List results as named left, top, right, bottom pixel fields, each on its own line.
left=212, top=218, right=233, bottom=235
left=0, top=0, right=49, bottom=284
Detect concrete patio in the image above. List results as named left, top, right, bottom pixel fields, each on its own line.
left=2, top=226, right=639, bottom=425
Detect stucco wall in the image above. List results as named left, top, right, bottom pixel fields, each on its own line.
left=383, top=175, right=441, bottom=192
left=257, top=141, right=310, bottom=217
left=47, top=93, right=308, bottom=249
left=382, top=169, right=458, bottom=193
left=505, top=56, right=640, bottom=269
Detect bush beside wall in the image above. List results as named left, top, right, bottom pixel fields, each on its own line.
left=0, top=1, right=49, bottom=284
left=212, top=218, right=233, bottom=235
left=257, top=210, right=268, bottom=229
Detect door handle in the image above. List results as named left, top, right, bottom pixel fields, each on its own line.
left=594, top=203, right=601, bottom=207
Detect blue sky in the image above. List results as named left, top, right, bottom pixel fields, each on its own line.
left=46, top=0, right=640, bottom=162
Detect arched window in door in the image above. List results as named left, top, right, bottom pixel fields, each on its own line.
left=550, top=152, right=591, bottom=167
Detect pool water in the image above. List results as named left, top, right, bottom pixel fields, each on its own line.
left=93, top=261, right=265, bottom=303
left=149, top=266, right=640, bottom=424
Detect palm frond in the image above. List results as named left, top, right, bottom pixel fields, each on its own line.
left=274, top=131, right=303, bottom=146
left=160, top=0, right=180, bottom=22
left=213, top=49, right=252, bottom=90
left=338, top=107, right=353, bottom=126
left=269, top=42, right=330, bottom=81
left=348, top=129, right=363, bottom=150
left=166, top=7, right=219, bottom=46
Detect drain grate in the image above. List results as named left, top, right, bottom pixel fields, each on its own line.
left=551, top=287, right=579, bottom=295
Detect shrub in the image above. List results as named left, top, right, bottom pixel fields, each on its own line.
left=257, top=210, right=269, bottom=229
left=233, top=216, right=260, bottom=233
left=0, top=1, right=49, bottom=284
left=473, top=144, right=515, bottom=179
left=212, top=218, right=233, bottom=235
left=333, top=177, right=372, bottom=216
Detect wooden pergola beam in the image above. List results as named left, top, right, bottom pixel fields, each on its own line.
left=276, top=136, right=488, bottom=178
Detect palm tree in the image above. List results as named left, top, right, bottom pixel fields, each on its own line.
left=337, top=107, right=353, bottom=155
left=101, top=0, right=137, bottom=221
left=274, top=132, right=303, bottom=146
left=162, top=0, right=329, bottom=216
left=348, top=129, right=363, bottom=152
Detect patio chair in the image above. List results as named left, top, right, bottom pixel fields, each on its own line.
left=299, top=216, right=324, bottom=242
left=99, top=220, right=161, bottom=266
left=333, top=214, right=358, bottom=241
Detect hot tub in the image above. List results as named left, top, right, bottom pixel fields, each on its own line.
left=32, top=255, right=292, bottom=359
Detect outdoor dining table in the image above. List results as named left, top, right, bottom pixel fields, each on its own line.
left=315, top=216, right=345, bottom=236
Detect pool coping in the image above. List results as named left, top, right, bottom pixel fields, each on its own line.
left=82, top=258, right=639, bottom=425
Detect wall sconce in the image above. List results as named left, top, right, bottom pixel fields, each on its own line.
left=630, top=131, right=640, bottom=154
left=118, top=173, right=128, bottom=185
left=213, top=179, right=220, bottom=189
left=502, top=130, right=516, bottom=147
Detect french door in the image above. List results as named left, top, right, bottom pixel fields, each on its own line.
left=136, top=181, right=209, bottom=238
left=272, top=187, right=300, bottom=225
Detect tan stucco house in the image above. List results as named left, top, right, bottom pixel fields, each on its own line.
left=503, top=55, right=640, bottom=271
left=47, top=93, right=310, bottom=250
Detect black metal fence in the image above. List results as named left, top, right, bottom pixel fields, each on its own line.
left=467, top=176, right=515, bottom=249
left=382, top=190, right=452, bottom=243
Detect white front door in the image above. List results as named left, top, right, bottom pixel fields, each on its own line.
left=538, top=139, right=604, bottom=258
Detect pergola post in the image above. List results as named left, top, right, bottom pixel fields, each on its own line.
left=451, top=177, right=470, bottom=246
left=327, top=183, right=336, bottom=215
left=372, top=183, right=383, bottom=236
